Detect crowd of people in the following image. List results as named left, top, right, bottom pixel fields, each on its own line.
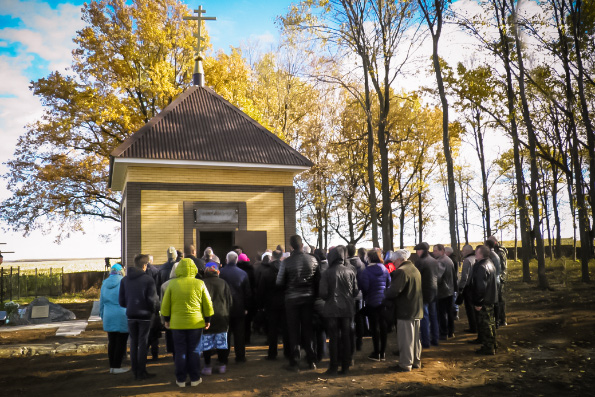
left=98, top=234, right=508, bottom=387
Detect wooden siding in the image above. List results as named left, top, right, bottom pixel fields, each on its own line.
left=125, top=166, right=295, bottom=187
left=140, top=190, right=285, bottom=264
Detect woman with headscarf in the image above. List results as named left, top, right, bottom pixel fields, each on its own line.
left=319, top=246, right=359, bottom=375
left=161, top=258, right=214, bottom=388
left=99, top=263, right=130, bottom=374
left=199, top=261, right=233, bottom=375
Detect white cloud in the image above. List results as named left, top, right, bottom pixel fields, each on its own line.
left=0, top=1, right=121, bottom=260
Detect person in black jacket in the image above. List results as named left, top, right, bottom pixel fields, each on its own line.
left=433, top=244, right=456, bottom=340
left=145, top=255, right=162, bottom=361
left=119, top=254, right=160, bottom=380
left=488, top=235, right=508, bottom=326
left=345, top=244, right=365, bottom=352
left=255, top=250, right=288, bottom=360
left=470, top=245, right=498, bottom=355
left=414, top=242, right=442, bottom=348
left=319, top=246, right=358, bottom=375
left=276, top=235, right=320, bottom=371
left=201, top=262, right=233, bottom=375
left=219, top=251, right=252, bottom=363
left=185, top=244, right=206, bottom=279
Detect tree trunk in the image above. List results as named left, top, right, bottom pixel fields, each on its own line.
left=570, top=0, right=595, bottom=274
left=510, top=0, right=549, bottom=289
left=363, top=62, right=380, bottom=248
left=430, top=14, right=459, bottom=259
left=475, top=112, right=492, bottom=237
left=494, top=0, right=531, bottom=281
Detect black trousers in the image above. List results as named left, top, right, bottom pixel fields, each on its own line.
left=265, top=307, right=289, bottom=359
left=227, top=315, right=246, bottom=360
left=286, top=301, right=316, bottom=366
left=203, top=349, right=228, bottom=365
left=107, top=331, right=129, bottom=368
left=354, top=300, right=365, bottom=350
left=367, top=306, right=388, bottom=355
left=128, top=319, right=151, bottom=377
left=325, top=317, right=352, bottom=370
left=437, top=295, right=455, bottom=337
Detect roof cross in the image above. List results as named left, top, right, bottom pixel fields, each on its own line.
left=183, top=5, right=216, bottom=61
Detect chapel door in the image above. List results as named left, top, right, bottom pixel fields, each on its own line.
left=234, top=231, right=267, bottom=263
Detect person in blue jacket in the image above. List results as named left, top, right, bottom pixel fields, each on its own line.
left=99, top=264, right=130, bottom=374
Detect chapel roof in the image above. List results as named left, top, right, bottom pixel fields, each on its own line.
left=109, top=85, right=312, bottom=188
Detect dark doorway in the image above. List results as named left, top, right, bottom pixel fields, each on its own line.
left=198, top=231, right=234, bottom=261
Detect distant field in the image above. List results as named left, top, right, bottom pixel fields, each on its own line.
left=1, top=258, right=116, bottom=273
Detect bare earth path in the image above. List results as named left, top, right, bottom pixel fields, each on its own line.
left=0, top=264, right=593, bottom=396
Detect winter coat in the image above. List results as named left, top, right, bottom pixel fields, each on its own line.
left=99, top=274, right=128, bottom=333
left=415, top=253, right=442, bottom=304
left=202, top=271, right=233, bottom=334
left=238, top=260, right=256, bottom=311
left=345, top=256, right=364, bottom=301
left=458, top=253, right=476, bottom=289
left=119, top=266, right=160, bottom=320
left=436, top=255, right=455, bottom=299
left=359, top=262, right=391, bottom=308
left=187, top=255, right=206, bottom=279
left=276, top=250, right=320, bottom=304
left=159, top=260, right=176, bottom=286
left=495, top=246, right=508, bottom=282
left=470, top=258, right=498, bottom=306
left=384, top=261, right=423, bottom=320
left=219, top=262, right=252, bottom=317
left=160, top=258, right=214, bottom=330
left=255, top=259, right=285, bottom=310
left=319, top=247, right=359, bottom=318
left=489, top=250, right=502, bottom=280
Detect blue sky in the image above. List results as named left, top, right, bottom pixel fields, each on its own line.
left=0, top=0, right=292, bottom=260
left=0, top=0, right=558, bottom=260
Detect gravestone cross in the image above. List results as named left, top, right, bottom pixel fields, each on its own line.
left=183, top=5, right=216, bottom=86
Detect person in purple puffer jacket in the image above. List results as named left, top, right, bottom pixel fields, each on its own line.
left=359, top=249, right=391, bottom=362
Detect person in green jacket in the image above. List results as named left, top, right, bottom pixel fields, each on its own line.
left=161, top=258, right=214, bottom=388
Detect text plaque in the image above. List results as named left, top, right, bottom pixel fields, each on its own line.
left=196, top=208, right=238, bottom=224
left=31, top=305, right=50, bottom=319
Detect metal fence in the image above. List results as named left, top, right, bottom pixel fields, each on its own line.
left=0, top=267, right=63, bottom=304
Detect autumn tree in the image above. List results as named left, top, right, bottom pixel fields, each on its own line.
left=2, top=0, right=196, bottom=240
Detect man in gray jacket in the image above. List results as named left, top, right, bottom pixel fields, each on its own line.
left=385, top=249, right=423, bottom=372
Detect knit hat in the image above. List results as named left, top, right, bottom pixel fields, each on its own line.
left=205, top=261, right=219, bottom=270
left=238, top=253, right=250, bottom=263
left=110, top=263, right=124, bottom=275
left=167, top=246, right=177, bottom=260
left=262, top=251, right=272, bottom=261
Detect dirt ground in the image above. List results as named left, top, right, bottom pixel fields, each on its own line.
left=0, top=264, right=593, bottom=396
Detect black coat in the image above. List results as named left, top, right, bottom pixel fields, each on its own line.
left=415, top=253, right=442, bottom=304
left=188, top=255, right=206, bottom=279
left=255, top=259, right=284, bottom=310
left=319, top=247, right=358, bottom=318
left=159, top=260, right=176, bottom=286
left=436, top=255, right=455, bottom=299
left=119, top=266, right=160, bottom=320
left=276, top=250, right=320, bottom=304
left=202, top=272, right=233, bottom=334
left=219, top=262, right=252, bottom=318
left=470, top=258, right=498, bottom=306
